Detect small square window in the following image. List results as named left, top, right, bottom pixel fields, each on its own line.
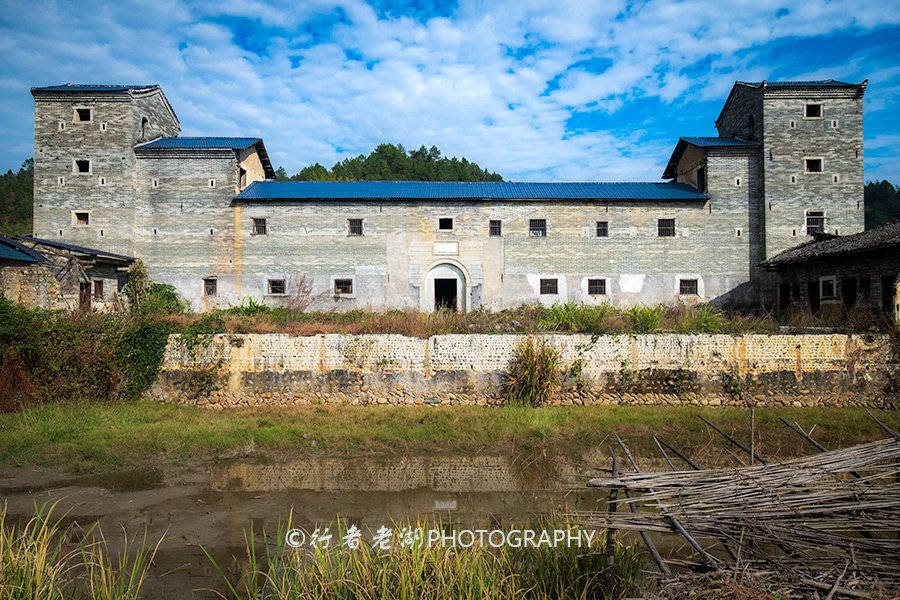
left=348, top=218, right=363, bottom=236
left=658, top=218, right=676, bottom=237
left=679, top=279, right=699, bottom=296
left=587, top=278, right=606, bottom=295
left=252, top=217, right=267, bottom=235
left=529, top=219, right=547, bottom=237
left=595, top=221, right=608, bottom=237
left=804, top=104, right=823, bottom=118
left=438, top=217, right=453, bottom=230
left=203, top=278, right=217, bottom=297
left=806, top=210, right=825, bottom=235
left=268, top=279, right=286, bottom=295
left=539, top=278, right=558, bottom=295
left=75, top=159, right=90, bottom=173
left=805, top=158, right=823, bottom=173
left=820, top=278, right=835, bottom=299
left=489, top=219, right=501, bottom=237
left=93, top=280, right=103, bottom=299
left=74, top=212, right=90, bottom=226
left=334, top=278, right=353, bottom=294
left=209, top=179, right=216, bottom=188
left=75, top=108, right=92, bottom=122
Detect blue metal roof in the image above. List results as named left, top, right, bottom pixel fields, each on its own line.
left=679, top=137, right=759, bottom=148
left=739, top=79, right=859, bottom=88
left=0, top=235, right=46, bottom=263
left=235, top=181, right=708, bottom=201
left=663, top=137, right=760, bottom=179
left=136, top=137, right=262, bottom=150
left=32, top=84, right=157, bottom=92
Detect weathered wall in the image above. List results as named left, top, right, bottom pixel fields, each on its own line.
left=150, top=333, right=899, bottom=409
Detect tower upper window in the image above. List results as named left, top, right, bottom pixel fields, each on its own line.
left=804, top=104, right=823, bottom=119
left=141, top=116, right=149, bottom=139
left=696, top=166, right=706, bottom=192
left=75, top=108, right=92, bottom=122
left=804, top=158, right=823, bottom=173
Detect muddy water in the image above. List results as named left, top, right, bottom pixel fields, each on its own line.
left=0, top=453, right=609, bottom=599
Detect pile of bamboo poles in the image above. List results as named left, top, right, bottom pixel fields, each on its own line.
left=572, top=413, right=900, bottom=597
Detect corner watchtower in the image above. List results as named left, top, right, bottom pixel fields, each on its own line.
left=31, top=84, right=180, bottom=254
left=716, top=80, right=867, bottom=261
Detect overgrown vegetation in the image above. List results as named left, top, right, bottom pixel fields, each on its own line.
left=864, top=179, right=900, bottom=229
left=505, top=337, right=561, bottom=407
left=207, top=519, right=643, bottom=600
left=0, top=158, right=32, bottom=235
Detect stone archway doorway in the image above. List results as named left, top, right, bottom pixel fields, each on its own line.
left=424, top=263, right=467, bottom=313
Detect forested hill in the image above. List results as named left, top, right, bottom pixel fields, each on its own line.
left=0, top=159, right=33, bottom=235
left=275, top=143, right=503, bottom=182
left=864, top=180, right=900, bottom=229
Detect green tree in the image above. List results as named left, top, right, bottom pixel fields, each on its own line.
left=0, top=158, right=34, bottom=235
left=280, top=143, right=503, bottom=182
left=864, top=180, right=900, bottom=229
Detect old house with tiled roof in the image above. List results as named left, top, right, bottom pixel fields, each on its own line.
left=28, top=79, right=869, bottom=312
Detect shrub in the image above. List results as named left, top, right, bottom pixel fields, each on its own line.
left=224, top=297, right=271, bottom=317
left=537, top=302, right=613, bottom=333
left=626, top=305, right=662, bottom=333
left=505, top=337, right=560, bottom=407
left=676, top=304, right=724, bottom=333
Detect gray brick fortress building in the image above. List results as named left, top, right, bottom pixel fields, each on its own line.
left=30, top=79, right=867, bottom=312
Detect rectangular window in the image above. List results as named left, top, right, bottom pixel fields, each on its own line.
left=92, top=280, right=103, bottom=299
left=334, top=278, right=353, bottom=294
left=806, top=210, right=825, bottom=235
left=658, top=218, right=676, bottom=237
left=74, top=211, right=90, bottom=226
left=696, top=166, right=706, bottom=193
left=75, top=159, right=90, bottom=173
left=438, top=217, right=453, bottom=230
left=804, top=103, right=823, bottom=118
left=595, top=221, right=608, bottom=237
left=529, top=219, right=547, bottom=237
left=348, top=218, right=363, bottom=236
left=820, top=278, right=835, bottom=299
left=252, top=217, right=267, bottom=235
left=679, top=279, right=699, bottom=296
left=203, top=278, right=217, bottom=297
left=489, top=219, right=501, bottom=237
left=268, top=279, right=286, bottom=295
left=75, top=108, right=92, bottom=122
left=539, top=278, right=558, bottom=295
left=587, top=278, right=606, bottom=295
left=804, top=158, right=823, bottom=173
left=239, top=167, right=247, bottom=189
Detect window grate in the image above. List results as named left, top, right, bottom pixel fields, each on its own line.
left=595, top=221, right=608, bottom=237
left=203, top=278, right=217, bottom=297
left=806, top=211, right=825, bottom=235
left=489, top=220, right=501, bottom=237
left=658, top=218, right=676, bottom=237
left=679, top=279, right=698, bottom=296
left=529, top=219, right=547, bottom=237
left=587, top=279, right=606, bottom=295
left=252, top=217, right=267, bottom=235
left=268, top=279, right=286, bottom=295
left=348, top=218, right=363, bottom=236
left=539, top=278, right=558, bottom=294
left=334, top=279, right=353, bottom=294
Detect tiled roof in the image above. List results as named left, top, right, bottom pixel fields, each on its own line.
left=739, top=80, right=859, bottom=88
left=235, top=181, right=709, bottom=201
left=0, top=235, right=46, bottom=263
left=663, top=137, right=759, bottom=179
left=763, top=221, right=900, bottom=267
left=24, top=236, right=135, bottom=262
left=136, top=137, right=262, bottom=150
left=32, top=84, right=158, bottom=92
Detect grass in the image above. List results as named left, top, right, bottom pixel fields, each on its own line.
left=207, top=518, right=644, bottom=600
left=164, top=302, right=897, bottom=337
left=0, top=402, right=896, bottom=472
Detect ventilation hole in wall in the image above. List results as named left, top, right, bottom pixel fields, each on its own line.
left=790, top=175, right=796, bottom=183
left=735, top=228, right=743, bottom=237
left=834, top=228, right=839, bottom=235
left=99, top=229, right=104, bottom=237
left=208, top=179, right=216, bottom=188
left=100, top=122, right=107, bottom=132
left=153, top=228, right=158, bottom=236
left=831, top=120, right=838, bottom=128
left=734, top=177, right=741, bottom=187
left=99, top=176, right=106, bottom=186
left=792, top=229, right=797, bottom=237
left=833, top=175, right=839, bottom=183
left=58, top=230, right=63, bottom=236
left=152, top=179, right=159, bottom=188
left=209, top=228, right=214, bottom=236
left=855, top=149, right=859, bottom=158
left=789, top=120, right=795, bottom=128
left=58, top=122, right=66, bottom=131
left=58, top=176, right=65, bottom=186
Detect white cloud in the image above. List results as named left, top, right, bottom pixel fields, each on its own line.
left=0, top=0, right=898, bottom=181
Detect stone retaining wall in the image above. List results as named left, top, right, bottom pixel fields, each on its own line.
left=149, top=333, right=899, bottom=409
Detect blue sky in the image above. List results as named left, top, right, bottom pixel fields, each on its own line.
left=1, top=0, right=899, bottom=182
